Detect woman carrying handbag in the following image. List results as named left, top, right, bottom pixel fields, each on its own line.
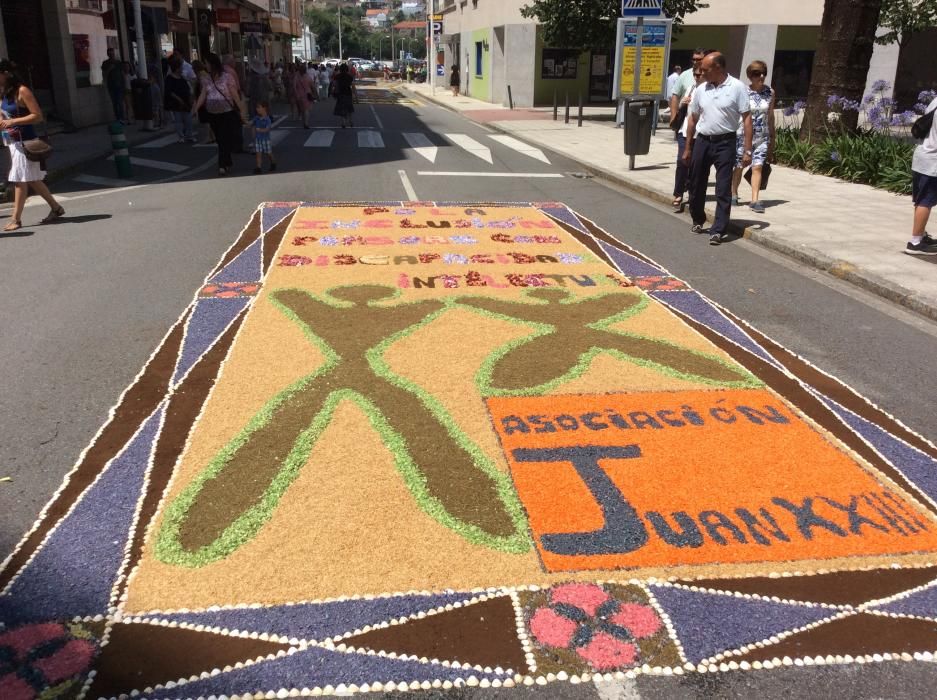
left=192, top=53, right=246, bottom=176
left=0, top=59, right=64, bottom=232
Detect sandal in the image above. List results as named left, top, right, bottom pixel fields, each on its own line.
left=3, top=220, right=22, bottom=232
left=40, top=206, right=65, bottom=224
left=672, top=197, right=684, bottom=213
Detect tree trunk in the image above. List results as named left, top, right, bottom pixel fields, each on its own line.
left=800, top=0, right=883, bottom=142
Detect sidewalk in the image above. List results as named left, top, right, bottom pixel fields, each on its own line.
left=1, top=121, right=180, bottom=204
left=400, top=83, right=937, bottom=322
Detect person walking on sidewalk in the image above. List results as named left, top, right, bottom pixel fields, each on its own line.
left=450, top=64, right=461, bottom=96
left=0, top=60, right=64, bottom=231
left=731, top=61, right=775, bottom=213
left=165, top=56, right=195, bottom=143
left=192, top=53, right=244, bottom=176
left=672, top=67, right=704, bottom=212
left=101, top=48, right=126, bottom=123
left=669, top=48, right=710, bottom=130
left=683, top=52, right=753, bottom=246
left=906, top=95, right=937, bottom=255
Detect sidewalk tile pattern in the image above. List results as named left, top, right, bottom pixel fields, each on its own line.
left=3, top=202, right=937, bottom=698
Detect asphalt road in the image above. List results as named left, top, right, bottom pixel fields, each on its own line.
left=2, top=87, right=936, bottom=698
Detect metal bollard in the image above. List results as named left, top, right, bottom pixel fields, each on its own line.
left=109, top=121, right=133, bottom=178
left=553, top=90, right=558, bottom=121
left=578, top=93, right=583, bottom=127
left=565, top=92, right=570, bottom=124
left=507, top=85, right=514, bottom=110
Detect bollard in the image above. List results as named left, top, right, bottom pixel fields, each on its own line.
left=109, top=121, right=133, bottom=178
left=578, top=93, right=583, bottom=127
left=507, top=85, right=514, bottom=110
left=564, top=92, right=570, bottom=124
left=553, top=90, right=558, bottom=121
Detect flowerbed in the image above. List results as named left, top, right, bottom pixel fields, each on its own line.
left=774, top=84, right=936, bottom=195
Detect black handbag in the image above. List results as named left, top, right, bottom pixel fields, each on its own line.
left=744, top=162, right=771, bottom=190
left=912, top=108, right=935, bottom=140
left=671, top=104, right=688, bottom=132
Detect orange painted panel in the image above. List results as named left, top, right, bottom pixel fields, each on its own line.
left=487, top=389, right=937, bottom=573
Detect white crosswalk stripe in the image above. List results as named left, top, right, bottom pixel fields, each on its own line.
left=357, top=130, right=385, bottom=148
left=487, top=135, right=551, bottom=164
left=445, top=133, right=493, bottom=164
left=139, top=134, right=184, bottom=149
left=304, top=130, right=335, bottom=147
left=402, top=132, right=438, bottom=163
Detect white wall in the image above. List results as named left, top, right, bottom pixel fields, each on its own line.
left=67, top=12, right=114, bottom=86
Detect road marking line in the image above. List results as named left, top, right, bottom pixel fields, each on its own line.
left=304, top=130, right=335, bottom=147
left=358, top=130, right=385, bottom=148
left=74, top=174, right=140, bottom=187
left=445, top=133, right=493, bottom=164
left=106, top=155, right=188, bottom=173
left=270, top=130, right=289, bottom=146
left=402, top=132, right=438, bottom=163
left=415, top=171, right=563, bottom=178
left=488, top=134, right=551, bottom=164
left=271, top=115, right=288, bottom=129
left=139, top=134, right=182, bottom=149
left=369, top=104, right=384, bottom=130
left=398, top=169, right=418, bottom=200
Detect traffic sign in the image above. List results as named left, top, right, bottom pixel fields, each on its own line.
left=622, top=0, right=663, bottom=16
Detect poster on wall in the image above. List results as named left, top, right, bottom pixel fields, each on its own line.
left=541, top=48, right=579, bottom=79
left=72, top=34, right=91, bottom=88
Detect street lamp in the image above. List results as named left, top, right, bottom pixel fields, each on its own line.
left=379, top=35, right=390, bottom=61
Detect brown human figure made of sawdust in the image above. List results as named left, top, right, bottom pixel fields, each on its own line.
left=457, top=288, right=751, bottom=391
left=170, top=285, right=522, bottom=562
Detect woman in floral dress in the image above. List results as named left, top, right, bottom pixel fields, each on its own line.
left=731, top=60, right=775, bottom=213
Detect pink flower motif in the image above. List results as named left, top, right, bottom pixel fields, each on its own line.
left=576, top=633, right=638, bottom=671
left=530, top=608, right=578, bottom=648
left=612, top=603, right=662, bottom=638
left=0, top=622, right=97, bottom=698
left=550, top=583, right=610, bottom=617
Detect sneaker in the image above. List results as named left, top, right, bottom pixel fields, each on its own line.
left=709, top=232, right=723, bottom=246
left=905, top=239, right=937, bottom=256
left=923, top=232, right=937, bottom=247
left=176, top=138, right=186, bottom=144
left=691, top=223, right=706, bottom=234
left=750, top=201, right=765, bottom=213
left=731, top=196, right=739, bottom=206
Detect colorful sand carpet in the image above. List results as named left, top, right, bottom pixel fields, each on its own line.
left=4, top=202, right=937, bottom=698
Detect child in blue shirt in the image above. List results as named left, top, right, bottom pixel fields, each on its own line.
left=252, top=101, right=276, bottom=174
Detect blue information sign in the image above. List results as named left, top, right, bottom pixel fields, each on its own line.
left=621, top=0, right=663, bottom=16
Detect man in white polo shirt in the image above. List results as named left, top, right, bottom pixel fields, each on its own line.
left=682, top=52, right=753, bottom=246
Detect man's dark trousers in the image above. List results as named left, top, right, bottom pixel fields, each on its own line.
left=689, top=134, right=735, bottom=235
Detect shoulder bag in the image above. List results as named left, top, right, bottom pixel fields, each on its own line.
left=912, top=108, right=935, bottom=141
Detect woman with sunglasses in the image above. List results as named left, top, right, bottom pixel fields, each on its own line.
left=731, top=61, right=775, bottom=213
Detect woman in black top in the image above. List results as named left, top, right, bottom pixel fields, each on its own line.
left=333, top=63, right=355, bottom=128
left=450, top=64, right=460, bottom=96
left=164, top=56, right=195, bottom=143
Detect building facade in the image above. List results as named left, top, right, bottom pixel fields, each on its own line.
left=0, top=0, right=302, bottom=128
left=435, top=0, right=932, bottom=109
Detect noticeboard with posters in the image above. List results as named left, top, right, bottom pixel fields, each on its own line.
left=612, top=17, right=672, bottom=99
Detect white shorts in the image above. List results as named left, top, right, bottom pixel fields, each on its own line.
left=6, top=142, right=46, bottom=183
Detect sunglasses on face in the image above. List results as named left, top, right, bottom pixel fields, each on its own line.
left=693, top=72, right=703, bottom=77
left=749, top=71, right=766, bottom=78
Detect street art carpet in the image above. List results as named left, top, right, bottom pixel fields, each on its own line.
left=5, top=203, right=937, bottom=699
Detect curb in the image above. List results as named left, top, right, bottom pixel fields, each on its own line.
left=400, top=85, right=937, bottom=324
left=1, top=127, right=170, bottom=205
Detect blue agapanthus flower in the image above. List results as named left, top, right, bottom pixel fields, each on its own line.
left=830, top=151, right=841, bottom=162
left=827, top=94, right=842, bottom=108
left=871, top=80, right=891, bottom=93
